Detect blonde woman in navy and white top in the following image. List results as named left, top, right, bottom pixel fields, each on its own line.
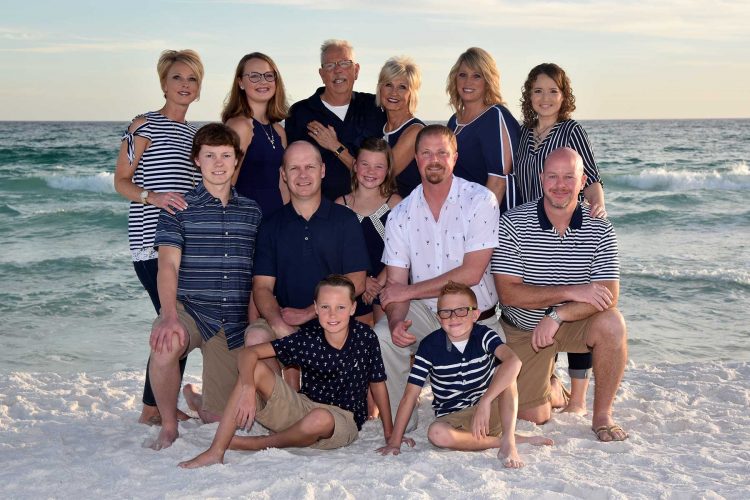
left=446, top=47, right=520, bottom=213
left=377, top=56, right=425, bottom=198
left=114, top=49, right=203, bottom=425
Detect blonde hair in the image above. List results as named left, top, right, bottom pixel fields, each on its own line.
left=446, top=47, right=504, bottom=115
left=221, top=52, right=289, bottom=124
left=157, top=49, right=204, bottom=94
left=376, top=56, right=422, bottom=114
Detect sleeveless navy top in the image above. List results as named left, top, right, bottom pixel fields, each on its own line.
left=235, top=118, right=285, bottom=217
left=383, top=117, right=425, bottom=198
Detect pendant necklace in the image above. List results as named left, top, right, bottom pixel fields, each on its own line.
left=260, top=121, right=276, bottom=150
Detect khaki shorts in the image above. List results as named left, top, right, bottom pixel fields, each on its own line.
left=153, top=302, right=239, bottom=415
left=502, top=317, right=593, bottom=410
left=434, top=401, right=503, bottom=436
left=254, top=374, right=359, bottom=450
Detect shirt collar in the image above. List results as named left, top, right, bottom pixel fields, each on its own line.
left=284, top=197, right=332, bottom=221
left=193, top=182, right=240, bottom=205
left=536, top=198, right=583, bottom=231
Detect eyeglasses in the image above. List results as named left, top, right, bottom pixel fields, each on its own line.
left=243, top=71, right=276, bottom=83
left=321, top=59, right=354, bottom=72
left=418, top=150, right=452, bottom=161
left=436, top=306, right=477, bottom=319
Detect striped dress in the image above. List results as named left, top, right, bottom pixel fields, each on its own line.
left=122, top=111, right=199, bottom=261
left=515, top=119, right=600, bottom=204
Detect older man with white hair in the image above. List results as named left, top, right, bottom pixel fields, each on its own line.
left=285, top=39, right=385, bottom=201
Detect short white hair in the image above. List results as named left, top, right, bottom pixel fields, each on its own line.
left=320, top=39, right=355, bottom=65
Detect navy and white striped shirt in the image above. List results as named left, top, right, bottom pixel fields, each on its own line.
left=408, top=324, right=504, bottom=417
left=491, top=199, right=620, bottom=331
left=515, top=119, right=600, bottom=204
left=123, top=111, right=200, bottom=261
left=154, top=183, right=262, bottom=350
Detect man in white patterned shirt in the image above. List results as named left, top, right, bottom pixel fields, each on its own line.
left=492, top=147, right=628, bottom=442
left=375, top=124, right=501, bottom=431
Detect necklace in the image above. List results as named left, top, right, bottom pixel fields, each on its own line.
left=533, top=122, right=555, bottom=148
left=259, top=121, right=276, bottom=150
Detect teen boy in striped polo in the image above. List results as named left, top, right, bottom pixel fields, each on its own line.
left=147, top=123, right=262, bottom=450
left=492, top=147, right=628, bottom=442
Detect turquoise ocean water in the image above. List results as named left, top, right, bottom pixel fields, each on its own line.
left=0, top=120, right=748, bottom=376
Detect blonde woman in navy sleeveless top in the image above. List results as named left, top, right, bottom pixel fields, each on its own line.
left=223, top=53, right=289, bottom=217
left=376, top=57, right=425, bottom=198
left=336, top=138, right=402, bottom=326
left=114, top=49, right=204, bottom=424
left=446, top=47, right=521, bottom=213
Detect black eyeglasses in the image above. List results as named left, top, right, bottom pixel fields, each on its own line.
left=321, top=59, right=354, bottom=72
left=436, top=306, right=477, bottom=319
left=243, top=71, right=276, bottom=83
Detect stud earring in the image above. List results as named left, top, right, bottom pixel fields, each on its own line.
left=240, top=86, right=245, bottom=90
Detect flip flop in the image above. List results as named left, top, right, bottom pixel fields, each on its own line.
left=592, top=424, right=628, bottom=442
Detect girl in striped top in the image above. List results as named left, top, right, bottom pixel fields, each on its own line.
left=114, top=49, right=204, bottom=425
left=514, top=63, right=608, bottom=415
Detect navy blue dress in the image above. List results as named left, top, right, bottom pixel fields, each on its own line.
left=447, top=105, right=521, bottom=213
left=383, top=117, right=425, bottom=198
left=235, top=118, right=284, bottom=217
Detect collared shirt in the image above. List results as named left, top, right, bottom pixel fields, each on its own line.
left=154, top=183, right=262, bottom=350
left=491, top=198, right=620, bottom=331
left=382, top=176, right=500, bottom=312
left=285, top=88, right=386, bottom=200
left=253, top=197, right=370, bottom=310
left=272, top=320, right=387, bottom=430
left=408, top=324, right=504, bottom=417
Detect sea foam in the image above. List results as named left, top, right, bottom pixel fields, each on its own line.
left=619, top=161, right=749, bottom=191
left=45, top=172, right=115, bottom=193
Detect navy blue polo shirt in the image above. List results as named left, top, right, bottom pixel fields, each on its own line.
left=271, top=320, right=387, bottom=430
left=253, top=197, right=370, bottom=310
left=285, top=88, right=386, bottom=200
left=154, top=183, right=262, bottom=350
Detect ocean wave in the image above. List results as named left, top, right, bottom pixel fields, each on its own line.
left=615, top=162, right=749, bottom=191
left=624, top=266, right=750, bottom=289
left=45, top=172, right=115, bottom=193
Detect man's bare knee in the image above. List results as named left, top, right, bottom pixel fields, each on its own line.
left=588, top=308, right=627, bottom=348
left=244, top=324, right=275, bottom=347
left=150, top=337, right=184, bottom=367
left=518, top=404, right=551, bottom=425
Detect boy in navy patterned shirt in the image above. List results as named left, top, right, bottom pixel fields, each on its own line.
left=377, top=282, right=552, bottom=468
left=180, top=275, right=393, bottom=468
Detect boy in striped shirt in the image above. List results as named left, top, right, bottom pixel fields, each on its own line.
left=377, top=282, right=552, bottom=468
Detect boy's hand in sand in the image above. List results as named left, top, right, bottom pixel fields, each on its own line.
left=234, top=385, right=257, bottom=430
left=376, top=437, right=415, bottom=456
left=471, top=399, right=492, bottom=440
left=149, top=315, right=187, bottom=354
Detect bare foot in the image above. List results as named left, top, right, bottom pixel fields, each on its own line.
left=151, top=426, right=179, bottom=451
left=183, top=384, right=202, bottom=412
left=560, top=403, right=587, bottom=415
left=138, top=405, right=191, bottom=426
left=549, top=377, right=570, bottom=409
left=516, top=434, right=554, bottom=446
left=178, top=449, right=224, bottom=469
left=498, top=440, right=524, bottom=469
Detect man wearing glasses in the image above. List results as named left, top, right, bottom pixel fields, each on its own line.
left=285, top=39, right=385, bottom=201
left=373, top=124, right=502, bottom=431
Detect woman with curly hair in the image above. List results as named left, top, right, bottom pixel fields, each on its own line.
left=516, top=63, right=608, bottom=415
left=223, top=52, right=289, bottom=217
left=446, top=47, right=520, bottom=212
left=516, top=63, right=605, bottom=216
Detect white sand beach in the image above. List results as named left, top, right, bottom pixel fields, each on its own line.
left=2, top=360, right=748, bottom=499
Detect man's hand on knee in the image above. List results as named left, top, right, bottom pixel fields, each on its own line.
left=531, top=317, right=560, bottom=352
left=390, top=319, right=416, bottom=348
left=150, top=315, right=187, bottom=354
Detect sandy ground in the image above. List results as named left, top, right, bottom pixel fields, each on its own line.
left=1, top=360, right=749, bottom=499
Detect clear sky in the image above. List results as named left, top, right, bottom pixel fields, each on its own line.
left=2, top=0, right=748, bottom=121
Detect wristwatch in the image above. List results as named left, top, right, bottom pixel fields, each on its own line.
left=334, top=145, right=346, bottom=158
left=140, top=190, right=149, bottom=204
left=545, top=306, right=563, bottom=325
